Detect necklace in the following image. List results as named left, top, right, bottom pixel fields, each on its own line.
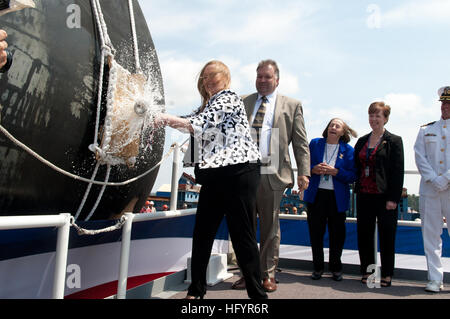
left=369, top=130, right=384, bottom=147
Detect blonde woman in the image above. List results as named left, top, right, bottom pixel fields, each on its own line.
left=155, top=61, right=267, bottom=299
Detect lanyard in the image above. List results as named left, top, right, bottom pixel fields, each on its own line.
left=324, top=143, right=339, bottom=164
left=323, top=144, right=339, bottom=182
left=365, top=132, right=382, bottom=163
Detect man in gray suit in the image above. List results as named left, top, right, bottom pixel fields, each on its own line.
left=232, top=59, right=310, bottom=292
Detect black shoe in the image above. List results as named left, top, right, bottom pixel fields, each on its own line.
left=184, top=294, right=204, bottom=299
left=311, top=270, right=323, bottom=280
left=381, top=277, right=392, bottom=287
left=332, top=272, right=343, bottom=281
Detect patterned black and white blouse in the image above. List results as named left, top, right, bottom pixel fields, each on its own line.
left=183, top=89, right=261, bottom=169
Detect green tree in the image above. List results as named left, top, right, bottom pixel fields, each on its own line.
left=407, top=194, right=420, bottom=212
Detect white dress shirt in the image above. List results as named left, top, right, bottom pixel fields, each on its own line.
left=318, top=143, right=339, bottom=190
left=249, top=91, right=277, bottom=160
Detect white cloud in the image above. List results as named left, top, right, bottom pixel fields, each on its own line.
left=383, top=93, right=438, bottom=119
left=381, top=0, right=450, bottom=27
left=233, top=63, right=257, bottom=93
left=138, top=1, right=209, bottom=36
left=378, top=93, right=440, bottom=194
left=278, top=71, right=301, bottom=96
left=146, top=13, right=204, bottom=36
left=141, top=1, right=321, bottom=46
left=158, top=54, right=203, bottom=114
left=209, top=8, right=304, bottom=45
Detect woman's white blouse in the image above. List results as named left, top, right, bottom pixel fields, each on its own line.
left=183, top=90, right=261, bottom=169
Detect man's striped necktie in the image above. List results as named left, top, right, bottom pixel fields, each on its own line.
left=251, top=96, right=268, bottom=146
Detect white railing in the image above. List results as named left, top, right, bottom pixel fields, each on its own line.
left=0, top=213, right=72, bottom=299
left=116, top=208, right=196, bottom=299
left=279, top=214, right=447, bottom=229
left=0, top=142, right=436, bottom=299
left=0, top=142, right=186, bottom=299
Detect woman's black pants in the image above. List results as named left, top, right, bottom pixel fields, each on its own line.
left=307, top=189, right=346, bottom=273
left=356, top=193, right=398, bottom=278
left=187, top=163, right=267, bottom=299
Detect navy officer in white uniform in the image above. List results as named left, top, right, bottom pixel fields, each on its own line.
left=414, top=86, right=450, bottom=292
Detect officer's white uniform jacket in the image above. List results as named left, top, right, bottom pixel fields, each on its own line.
left=414, top=118, right=450, bottom=196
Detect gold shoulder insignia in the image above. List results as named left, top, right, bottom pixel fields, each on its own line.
left=421, top=121, right=436, bottom=127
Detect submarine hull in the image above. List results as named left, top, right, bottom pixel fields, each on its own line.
left=0, top=0, right=165, bottom=220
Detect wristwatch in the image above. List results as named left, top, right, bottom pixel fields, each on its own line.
left=0, top=49, right=12, bottom=73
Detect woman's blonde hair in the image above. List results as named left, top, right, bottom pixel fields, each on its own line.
left=197, top=60, right=231, bottom=109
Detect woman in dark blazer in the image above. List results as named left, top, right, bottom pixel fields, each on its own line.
left=354, top=101, right=404, bottom=287
left=304, top=118, right=357, bottom=281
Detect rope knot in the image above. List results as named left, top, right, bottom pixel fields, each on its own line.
left=101, top=45, right=113, bottom=57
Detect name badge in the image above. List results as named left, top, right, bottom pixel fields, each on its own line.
left=365, top=167, right=370, bottom=177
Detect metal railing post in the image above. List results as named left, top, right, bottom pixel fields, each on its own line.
left=117, top=212, right=134, bottom=299
left=170, top=143, right=180, bottom=211
left=52, top=213, right=71, bottom=299
left=374, top=221, right=378, bottom=266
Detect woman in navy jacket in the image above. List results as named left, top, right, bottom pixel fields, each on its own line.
left=304, top=118, right=357, bottom=281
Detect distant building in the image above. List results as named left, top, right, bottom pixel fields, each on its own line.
left=147, top=172, right=200, bottom=211
left=177, top=172, right=200, bottom=209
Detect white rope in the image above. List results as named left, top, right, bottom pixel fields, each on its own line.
left=71, top=215, right=127, bottom=236
left=0, top=123, right=189, bottom=186
left=91, top=0, right=115, bottom=54
left=89, top=0, right=115, bottom=157
left=75, top=0, right=117, bottom=219
left=128, top=0, right=141, bottom=73
left=84, top=164, right=111, bottom=221
left=74, top=162, right=100, bottom=220
left=89, top=0, right=143, bottom=165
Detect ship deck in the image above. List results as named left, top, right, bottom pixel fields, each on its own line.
left=148, top=247, right=450, bottom=300
left=167, top=267, right=450, bottom=300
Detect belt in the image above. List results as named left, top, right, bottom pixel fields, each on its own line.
left=258, top=159, right=271, bottom=167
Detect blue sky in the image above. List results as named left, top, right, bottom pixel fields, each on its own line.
left=138, top=0, right=450, bottom=196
